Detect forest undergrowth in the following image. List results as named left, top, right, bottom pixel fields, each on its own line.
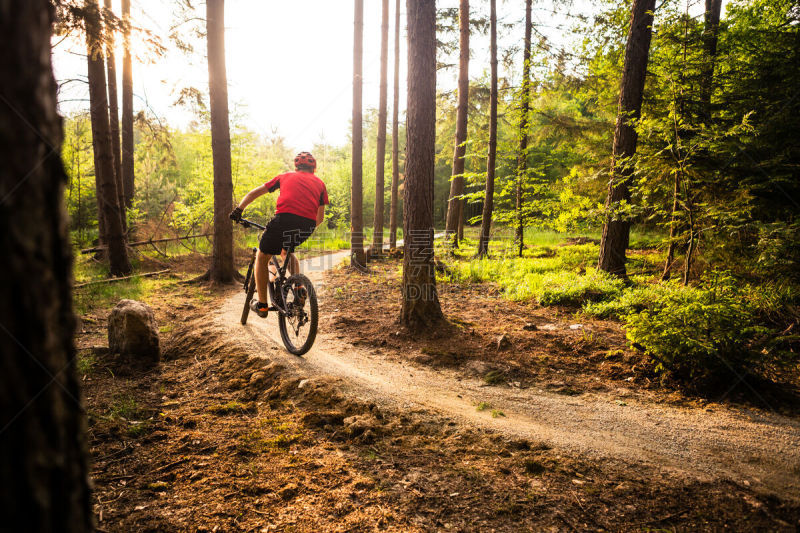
left=76, top=278, right=800, bottom=531
left=436, top=230, right=800, bottom=395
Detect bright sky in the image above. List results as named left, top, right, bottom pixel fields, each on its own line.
left=52, top=0, right=599, bottom=150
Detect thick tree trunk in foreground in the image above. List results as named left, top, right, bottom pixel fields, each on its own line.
left=351, top=0, right=367, bottom=269
left=515, top=0, right=532, bottom=257
left=402, top=0, right=444, bottom=329
left=104, top=0, right=125, bottom=232
left=86, top=0, right=131, bottom=276
left=371, top=0, right=390, bottom=255
left=0, top=1, right=93, bottom=529
left=207, top=0, right=235, bottom=283
left=389, top=0, right=401, bottom=249
left=477, top=0, right=498, bottom=257
left=597, top=0, right=656, bottom=277
left=444, top=0, right=470, bottom=249
left=121, top=0, right=134, bottom=208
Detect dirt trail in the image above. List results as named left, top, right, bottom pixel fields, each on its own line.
left=215, top=251, right=800, bottom=501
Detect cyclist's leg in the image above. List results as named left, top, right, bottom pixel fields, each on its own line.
left=258, top=215, right=286, bottom=305
left=254, top=251, right=272, bottom=304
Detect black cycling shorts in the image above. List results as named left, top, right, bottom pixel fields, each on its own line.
left=259, top=212, right=316, bottom=255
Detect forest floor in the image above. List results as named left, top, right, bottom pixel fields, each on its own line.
left=75, top=248, right=800, bottom=532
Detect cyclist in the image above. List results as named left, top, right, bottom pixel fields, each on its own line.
left=230, top=152, right=328, bottom=318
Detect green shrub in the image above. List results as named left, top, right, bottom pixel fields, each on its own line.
left=537, top=269, right=624, bottom=306
left=623, top=274, right=773, bottom=382
left=582, top=279, right=670, bottom=318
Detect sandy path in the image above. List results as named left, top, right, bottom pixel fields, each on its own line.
left=214, top=251, right=800, bottom=500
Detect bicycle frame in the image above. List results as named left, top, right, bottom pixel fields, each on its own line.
left=238, top=217, right=296, bottom=315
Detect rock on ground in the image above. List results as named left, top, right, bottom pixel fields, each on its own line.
left=108, top=299, right=160, bottom=363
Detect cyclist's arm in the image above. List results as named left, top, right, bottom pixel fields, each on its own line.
left=236, top=183, right=270, bottom=211
left=316, top=205, right=325, bottom=226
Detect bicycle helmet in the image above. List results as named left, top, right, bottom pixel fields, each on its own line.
left=294, top=151, right=317, bottom=172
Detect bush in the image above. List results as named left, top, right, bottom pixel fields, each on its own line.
left=582, top=279, right=670, bottom=318
left=623, top=274, right=774, bottom=383
left=537, top=269, right=624, bottom=306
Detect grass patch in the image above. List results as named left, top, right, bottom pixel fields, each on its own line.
left=76, top=350, right=98, bottom=375
left=483, top=370, right=506, bottom=385
left=108, top=393, right=142, bottom=420
left=476, top=401, right=491, bottom=412
left=207, top=401, right=256, bottom=416
left=447, top=251, right=623, bottom=306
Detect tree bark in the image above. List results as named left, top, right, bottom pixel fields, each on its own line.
left=402, top=0, right=444, bottom=329
left=371, top=0, right=390, bottom=255
left=444, top=0, right=470, bottom=249
left=700, top=0, right=722, bottom=119
left=351, top=0, right=367, bottom=269
left=104, top=0, right=126, bottom=232
left=206, top=0, right=236, bottom=283
left=389, top=0, right=401, bottom=249
left=86, top=0, right=131, bottom=276
left=456, top=200, right=464, bottom=241
left=477, top=0, right=498, bottom=257
left=597, top=0, right=656, bottom=277
left=661, top=168, right=681, bottom=280
left=121, top=0, right=134, bottom=208
left=515, top=0, right=532, bottom=257
left=0, top=1, right=93, bottom=529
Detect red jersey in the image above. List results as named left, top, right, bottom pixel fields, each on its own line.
left=264, top=171, right=329, bottom=222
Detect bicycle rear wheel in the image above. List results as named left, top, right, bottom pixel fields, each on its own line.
left=278, top=274, right=318, bottom=356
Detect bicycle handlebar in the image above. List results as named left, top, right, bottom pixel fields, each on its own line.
left=236, top=217, right=266, bottom=231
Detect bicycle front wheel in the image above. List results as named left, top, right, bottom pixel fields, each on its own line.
left=278, top=274, right=318, bottom=356
left=241, top=274, right=256, bottom=325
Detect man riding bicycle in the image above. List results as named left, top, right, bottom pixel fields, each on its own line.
left=230, top=152, right=328, bottom=318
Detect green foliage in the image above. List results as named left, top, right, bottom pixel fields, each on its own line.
left=442, top=232, right=798, bottom=385
left=108, top=393, right=141, bottom=420
left=448, top=238, right=624, bottom=305
left=76, top=351, right=97, bottom=375
left=623, top=274, right=783, bottom=382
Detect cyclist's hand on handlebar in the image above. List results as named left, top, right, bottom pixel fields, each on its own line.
left=229, top=207, right=243, bottom=222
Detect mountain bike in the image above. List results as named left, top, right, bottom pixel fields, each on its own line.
left=236, top=217, right=318, bottom=356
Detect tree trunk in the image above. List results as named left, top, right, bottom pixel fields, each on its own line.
left=683, top=189, right=697, bottom=285
left=661, top=169, right=681, bottom=280
left=207, top=0, right=235, bottom=283
left=0, top=1, right=93, bottom=529
left=402, top=0, right=444, bottom=329
left=86, top=0, right=131, bottom=276
left=597, top=0, right=656, bottom=277
left=457, top=201, right=464, bottom=241
left=389, top=0, right=401, bottom=250
left=515, top=0, right=532, bottom=258
left=351, top=0, right=367, bottom=269
left=371, top=0, right=390, bottom=255
left=104, top=0, right=126, bottom=232
left=444, top=0, right=470, bottom=249
left=700, top=0, right=722, bottom=119
left=477, top=0, right=498, bottom=257
left=121, top=0, right=134, bottom=209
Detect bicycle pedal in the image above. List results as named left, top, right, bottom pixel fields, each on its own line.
left=268, top=306, right=279, bottom=312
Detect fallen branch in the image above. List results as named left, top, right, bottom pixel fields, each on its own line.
left=80, top=233, right=212, bottom=254
left=74, top=269, right=171, bottom=288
